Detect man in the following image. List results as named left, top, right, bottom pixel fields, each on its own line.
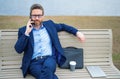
left=14, top=4, right=85, bottom=79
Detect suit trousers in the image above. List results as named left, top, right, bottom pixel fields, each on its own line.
left=28, top=56, right=58, bottom=79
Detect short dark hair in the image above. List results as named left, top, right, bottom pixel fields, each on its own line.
left=30, top=4, right=44, bottom=16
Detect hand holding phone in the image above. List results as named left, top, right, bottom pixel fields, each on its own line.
left=25, top=19, right=34, bottom=36
left=29, top=20, right=35, bottom=28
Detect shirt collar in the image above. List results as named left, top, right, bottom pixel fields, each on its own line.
left=33, top=24, right=44, bottom=31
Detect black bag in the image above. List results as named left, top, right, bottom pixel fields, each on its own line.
left=60, top=47, right=84, bottom=69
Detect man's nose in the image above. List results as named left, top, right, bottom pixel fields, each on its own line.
left=35, top=16, right=39, bottom=19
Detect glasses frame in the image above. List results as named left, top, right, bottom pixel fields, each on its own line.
left=31, top=14, right=43, bottom=19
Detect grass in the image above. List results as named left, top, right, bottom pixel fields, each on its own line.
left=0, top=15, right=120, bottom=69
left=113, top=53, right=120, bottom=69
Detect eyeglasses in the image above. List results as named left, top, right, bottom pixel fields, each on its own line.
left=31, top=14, right=43, bottom=19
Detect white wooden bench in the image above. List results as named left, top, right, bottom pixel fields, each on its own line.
left=0, top=29, right=120, bottom=79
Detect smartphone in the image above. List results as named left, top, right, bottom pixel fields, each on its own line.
left=29, top=19, right=35, bottom=28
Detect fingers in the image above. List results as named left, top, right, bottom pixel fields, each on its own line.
left=25, top=19, right=33, bottom=35
left=27, top=19, right=32, bottom=28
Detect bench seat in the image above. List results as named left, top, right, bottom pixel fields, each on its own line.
left=0, top=29, right=120, bottom=79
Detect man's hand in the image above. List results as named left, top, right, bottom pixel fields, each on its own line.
left=25, top=19, right=33, bottom=36
left=76, top=31, right=85, bottom=42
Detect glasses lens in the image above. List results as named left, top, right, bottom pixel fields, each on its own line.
left=31, top=15, right=43, bottom=18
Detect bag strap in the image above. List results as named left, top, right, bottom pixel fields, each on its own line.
left=65, top=46, right=78, bottom=49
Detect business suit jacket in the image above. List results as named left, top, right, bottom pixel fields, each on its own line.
left=14, top=20, right=78, bottom=77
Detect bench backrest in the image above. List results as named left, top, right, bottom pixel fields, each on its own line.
left=0, top=29, right=113, bottom=71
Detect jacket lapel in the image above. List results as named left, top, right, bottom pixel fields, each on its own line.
left=43, top=22, right=54, bottom=40
left=43, top=22, right=59, bottom=50
left=29, top=30, right=34, bottom=48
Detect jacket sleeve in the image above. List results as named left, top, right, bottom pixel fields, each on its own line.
left=52, top=20, right=78, bottom=36
left=14, top=28, right=29, bottom=54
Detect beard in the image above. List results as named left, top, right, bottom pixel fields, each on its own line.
left=34, top=20, right=42, bottom=27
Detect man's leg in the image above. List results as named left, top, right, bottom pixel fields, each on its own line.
left=43, top=56, right=58, bottom=79
left=29, top=58, right=53, bottom=79
left=29, top=59, right=44, bottom=79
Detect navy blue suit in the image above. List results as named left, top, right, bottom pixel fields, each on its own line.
left=14, top=20, right=78, bottom=78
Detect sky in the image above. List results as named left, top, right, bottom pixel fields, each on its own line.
left=0, top=0, right=120, bottom=16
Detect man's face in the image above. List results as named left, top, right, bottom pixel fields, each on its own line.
left=31, top=9, right=44, bottom=26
